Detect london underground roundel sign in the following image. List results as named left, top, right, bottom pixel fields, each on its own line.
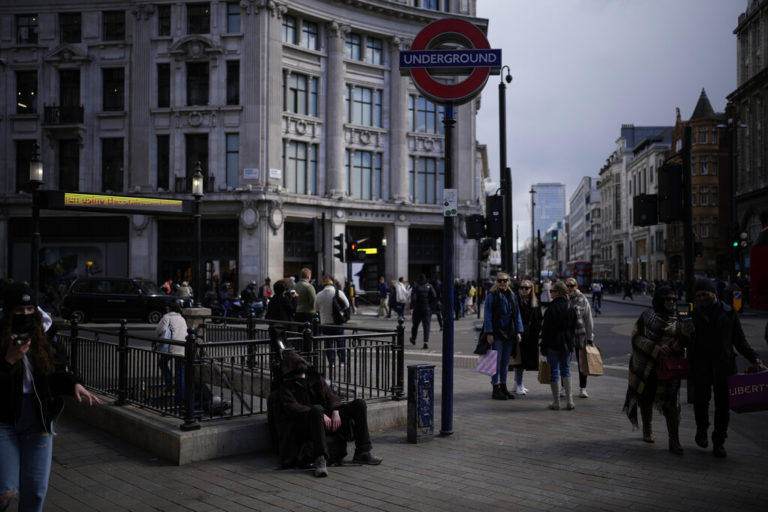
left=400, top=18, right=501, bottom=105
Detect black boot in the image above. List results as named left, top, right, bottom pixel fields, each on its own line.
left=500, top=383, right=516, bottom=399
left=492, top=384, right=508, bottom=400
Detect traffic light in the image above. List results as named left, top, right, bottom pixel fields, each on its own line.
left=537, top=239, right=546, bottom=259
left=465, top=214, right=486, bottom=239
left=633, top=194, right=658, bottom=226
left=485, top=195, right=503, bottom=238
left=658, top=162, right=683, bottom=223
left=333, top=233, right=345, bottom=262
left=552, top=230, right=558, bottom=241
left=347, top=240, right=362, bottom=261
left=479, top=238, right=495, bottom=261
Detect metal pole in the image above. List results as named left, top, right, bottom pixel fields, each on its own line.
left=682, top=126, right=695, bottom=303
left=440, top=102, right=455, bottom=436
left=194, top=197, right=202, bottom=307
left=728, top=122, right=737, bottom=283
left=529, top=186, right=536, bottom=279
left=31, top=187, right=41, bottom=303
left=498, top=68, right=514, bottom=274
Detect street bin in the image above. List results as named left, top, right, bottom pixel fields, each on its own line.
left=407, top=364, right=435, bottom=443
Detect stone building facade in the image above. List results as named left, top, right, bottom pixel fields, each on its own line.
left=0, top=0, right=489, bottom=297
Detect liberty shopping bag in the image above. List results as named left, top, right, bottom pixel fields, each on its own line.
left=579, top=344, right=604, bottom=376
left=537, top=360, right=551, bottom=384
left=728, top=370, right=768, bottom=413
left=477, top=350, right=498, bottom=376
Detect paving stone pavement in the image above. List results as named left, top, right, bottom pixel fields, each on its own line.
left=14, top=299, right=768, bottom=511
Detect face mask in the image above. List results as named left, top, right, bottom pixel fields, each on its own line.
left=11, top=313, right=36, bottom=337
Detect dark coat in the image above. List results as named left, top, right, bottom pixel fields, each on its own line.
left=516, top=293, right=542, bottom=371
left=410, top=280, right=437, bottom=313
left=540, top=295, right=576, bottom=354
left=0, top=337, right=79, bottom=434
left=689, top=300, right=759, bottom=376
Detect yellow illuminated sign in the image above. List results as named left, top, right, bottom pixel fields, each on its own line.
left=37, top=191, right=194, bottom=216
left=358, top=248, right=378, bottom=255
left=64, top=193, right=183, bottom=209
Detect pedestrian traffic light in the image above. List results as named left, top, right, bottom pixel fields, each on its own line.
left=479, top=238, right=495, bottom=261
left=537, top=239, right=546, bottom=259
left=485, top=195, right=503, bottom=238
left=333, top=233, right=345, bottom=262
left=633, top=194, right=658, bottom=226
left=658, top=162, right=683, bottom=223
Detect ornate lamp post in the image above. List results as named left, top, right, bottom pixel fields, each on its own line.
left=192, top=162, right=204, bottom=307
left=29, top=143, right=44, bottom=303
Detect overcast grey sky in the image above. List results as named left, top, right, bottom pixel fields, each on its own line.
left=474, top=0, right=746, bottom=244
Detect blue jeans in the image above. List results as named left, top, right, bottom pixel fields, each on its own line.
left=0, top=396, right=53, bottom=512
left=546, top=348, right=572, bottom=383
left=514, top=366, right=525, bottom=387
left=491, top=338, right=514, bottom=385
left=322, top=326, right=346, bottom=365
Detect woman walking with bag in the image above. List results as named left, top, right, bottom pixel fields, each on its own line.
left=512, top=280, right=541, bottom=395
left=482, top=272, right=524, bottom=400
left=564, top=277, right=594, bottom=398
left=540, top=281, right=577, bottom=410
left=622, top=286, right=693, bottom=454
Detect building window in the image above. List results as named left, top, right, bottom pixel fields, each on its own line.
left=699, top=127, right=707, bottom=144
left=16, top=70, right=37, bottom=114
left=421, top=0, right=439, bottom=9
left=712, top=128, right=718, bottom=145
left=691, top=187, right=697, bottom=206
left=60, top=12, right=81, bottom=43
left=365, top=37, right=383, bottom=65
left=700, top=186, right=709, bottom=206
left=157, top=64, right=170, bottom=107
left=226, top=61, right=240, bottom=105
left=185, top=134, right=209, bottom=179
left=711, top=160, right=718, bottom=176
left=409, top=95, right=444, bottom=134
left=225, top=134, right=239, bottom=189
left=284, top=140, right=317, bottom=195
left=101, top=138, right=124, bottom=192
left=282, top=15, right=297, bottom=44
left=103, top=11, right=125, bottom=41
left=712, top=187, right=718, bottom=205
left=700, top=157, right=709, bottom=175
left=186, top=62, right=209, bottom=106
left=347, top=150, right=381, bottom=200
left=650, top=165, right=654, bottom=183
left=15, top=140, right=35, bottom=192
left=16, top=14, right=38, bottom=44
left=102, top=68, right=124, bottom=111
left=59, top=139, right=80, bottom=192
left=346, top=85, right=382, bottom=127
left=301, top=21, right=318, bottom=50
left=60, top=69, right=80, bottom=107
left=158, top=5, right=171, bottom=36
left=187, top=3, right=210, bottom=34
left=409, top=156, right=443, bottom=204
left=157, top=135, right=170, bottom=191
left=345, top=33, right=362, bottom=60
left=226, top=3, right=240, bottom=33
left=614, top=183, right=621, bottom=227
left=700, top=219, right=710, bottom=238
left=285, top=73, right=318, bottom=116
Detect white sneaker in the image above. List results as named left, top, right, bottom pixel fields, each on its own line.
left=559, top=387, right=566, bottom=397
left=579, top=388, right=589, bottom=398
left=516, top=385, right=527, bottom=395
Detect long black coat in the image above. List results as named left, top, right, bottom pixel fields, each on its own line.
left=540, top=295, right=576, bottom=354
left=689, top=300, right=759, bottom=375
left=516, top=293, right=542, bottom=371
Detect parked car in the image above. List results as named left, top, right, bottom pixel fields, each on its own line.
left=60, top=277, right=180, bottom=323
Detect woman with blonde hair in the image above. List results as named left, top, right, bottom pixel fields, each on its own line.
left=512, top=279, right=542, bottom=395
left=482, top=272, right=524, bottom=400
left=540, top=281, right=577, bottom=409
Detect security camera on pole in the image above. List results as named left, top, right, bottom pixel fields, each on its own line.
left=400, top=18, right=500, bottom=436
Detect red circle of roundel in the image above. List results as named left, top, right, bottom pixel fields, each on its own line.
left=410, top=18, right=491, bottom=103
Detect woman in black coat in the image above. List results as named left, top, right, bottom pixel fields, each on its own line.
left=540, top=281, right=577, bottom=410
left=512, top=279, right=541, bottom=395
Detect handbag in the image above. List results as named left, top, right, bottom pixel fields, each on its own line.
left=579, top=344, right=604, bottom=376
left=476, top=350, right=498, bottom=376
left=537, top=360, right=551, bottom=384
left=657, top=356, right=690, bottom=380
left=728, top=370, right=768, bottom=413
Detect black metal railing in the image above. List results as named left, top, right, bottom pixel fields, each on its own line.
left=58, top=316, right=404, bottom=430
left=43, top=105, right=84, bottom=125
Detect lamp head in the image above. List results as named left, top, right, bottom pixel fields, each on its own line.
left=192, top=161, right=204, bottom=198
left=29, top=143, right=43, bottom=185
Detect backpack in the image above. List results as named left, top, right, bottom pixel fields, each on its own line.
left=332, top=288, right=350, bottom=325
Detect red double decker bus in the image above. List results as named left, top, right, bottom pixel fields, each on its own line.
left=564, top=261, right=593, bottom=293
left=749, top=227, right=768, bottom=310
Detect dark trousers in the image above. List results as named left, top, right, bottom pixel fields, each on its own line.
left=574, top=345, right=588, bottom=388
left=321, top=325, right=346, bottom=365
left=411, top=309, right=432, bottom=343
left=692, top=361, right=731, bottom=445
left=294, top=312, right=314, bottom=325
left=300, top=399, right=373, bottom=460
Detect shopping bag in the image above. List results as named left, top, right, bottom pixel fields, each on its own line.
left=728, top=371, right=768, bottom=413
left=537, top=360, right=551, bottom=384
left=476, top=350, right=498, bottom=376
left=579, top=344, right=604, bottom=376
left=658, top=356, right=690, bottom=380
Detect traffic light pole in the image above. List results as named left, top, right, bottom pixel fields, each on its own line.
left=682, top=126, right=695, bottom=302
left=440, top=103, right=455, bottom=437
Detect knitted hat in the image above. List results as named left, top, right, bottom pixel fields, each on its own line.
left=3, top=282, right=36, bottom=311
left=694, top=279, right=716, bottom=294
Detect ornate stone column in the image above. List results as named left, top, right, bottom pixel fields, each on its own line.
left=389, top=37, right=410, bottom=202
left=129, top=5, right=155, bottom=191
left=325, top=22, right=348, bottom=197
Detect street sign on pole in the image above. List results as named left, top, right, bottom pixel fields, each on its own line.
left=400, top=18, right=499, bottom=437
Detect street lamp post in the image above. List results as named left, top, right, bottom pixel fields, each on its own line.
left=29, top=143, right=44, bottom=304
left=529, top=186, right=536, bottom=279
left=192, top=162, right=204, bottom=307
left=498, top=66, right=514, bottom=273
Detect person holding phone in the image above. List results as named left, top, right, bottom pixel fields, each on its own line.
left=1, top=282, right=101, bottom=512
